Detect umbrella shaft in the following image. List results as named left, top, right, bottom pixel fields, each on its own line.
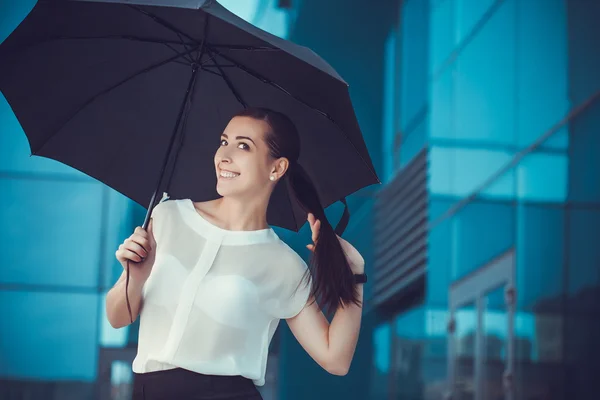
left=142, top=64, right=201, bottom=229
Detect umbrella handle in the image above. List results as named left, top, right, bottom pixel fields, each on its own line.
left=126, top=260, right=134, bottom=324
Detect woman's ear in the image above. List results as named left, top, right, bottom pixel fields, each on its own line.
left=272, top=157, right=290, bottom=178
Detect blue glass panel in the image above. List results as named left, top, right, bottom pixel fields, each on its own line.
left=568, top=209, right=600, bottom=312
left=452, top=199, right=515, bottom=279
left=430, top=67, right=454, bottom=140
left=456, top=0, right=496, bottom=43
left=430, top=0, right=456, bottom=74
left=516, top=205, right=564, bottom=311
left=0, top=291, right=99, bottom=380
left=452, top=148, right=512, bottom=196
left=567, top=1, right=600, bottom=105
left=455, top=0, right=515, bottom=145
left=382, top=28, right=398, bottom=183
left=429, top=146, right=454, bottom=196
left=516, top=0, right=569, bottom=149
left=395, top=307, right=424, bottom=338
left=400, top=0, right=429, bottom=131
left=516, top=153, right=567, bottom=203
left=373, top=323, right=391, bottom=374
left=569, top=100, right=600, bottom=203
left=400, top=115, right=428, bottom=168
left=429, top=146, right=512, bottom=198
left=0, top=179, right=103, bottom=287
left=428, top=214, right=452, bottom=306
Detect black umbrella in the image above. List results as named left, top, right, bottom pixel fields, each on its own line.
left=0, top=0, right=380, bottom=234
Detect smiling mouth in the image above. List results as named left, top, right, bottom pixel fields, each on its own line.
left=219, top=170, right=240, bottom=179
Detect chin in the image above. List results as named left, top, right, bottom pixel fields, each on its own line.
left=216, top=180, right=241, bottom=198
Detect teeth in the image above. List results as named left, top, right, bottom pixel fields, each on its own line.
left=220, top=171, right=239, bottom=178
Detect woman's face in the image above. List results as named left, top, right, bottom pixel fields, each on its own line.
left=214, top=116, right=276, bottom=199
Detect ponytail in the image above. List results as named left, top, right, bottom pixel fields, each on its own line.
left=287, top=162, right=362, bottom=315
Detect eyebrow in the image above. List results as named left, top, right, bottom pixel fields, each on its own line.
left=222, top=133, right=256, bottom=146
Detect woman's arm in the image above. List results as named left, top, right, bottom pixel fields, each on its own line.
left=286, top=274, right=364, bottom=375
left=286, top=213, right=365, bottom=375
left=105, top=270, right=145, bottom=329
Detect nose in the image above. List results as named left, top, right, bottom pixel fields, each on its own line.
left=216, top=148, right=232, bottom=166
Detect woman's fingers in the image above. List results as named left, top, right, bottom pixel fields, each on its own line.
left=312, top=219, right=321, bottom=243
left=117, top=247, right=144, bottom=263
left=125, top=237, right=149, bottom=258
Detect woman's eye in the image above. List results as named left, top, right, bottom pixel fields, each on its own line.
left=238, top=142, right=250, bottom=150
left=220, top=139, right=227, bottom=146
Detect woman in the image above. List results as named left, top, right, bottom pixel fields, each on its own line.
left=106, top=108, right=366, bottom=400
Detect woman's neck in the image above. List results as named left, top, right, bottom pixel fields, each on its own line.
left=210, top=196, right=270, bottom=232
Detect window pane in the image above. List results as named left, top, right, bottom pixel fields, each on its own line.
left=456, top=0, right=496, bottom=43
left=451, top=198, right=515, bottom=280
left=430, top=66, right=454, bottom=140
left=516, top=0, right=569, bottom=149
left=382, top=27, right=398, bottom=183
left=568, top=208, right=600, bottom=312
left=455, top=0, right=516, bottom=145
left=516, top=205, right=564, bottom=310
left=516, top=153, right=567, bottom=203
left=399, top=116, right=427, bottom=168
left=371, top=322, right=392, bottom=399
left=430, top=0, right=456, bottom=74
left=568, top=99, right=600, bottom=203
left=400, top=0, right=429, bottom=131
left=0, top=179, right=103, bottom=287
left=429, top=146, right=512, bottom=198
left=0, top=291, right=99, bottom=380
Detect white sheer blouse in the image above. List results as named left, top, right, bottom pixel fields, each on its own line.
left=131, top=198, right=312, bottom=386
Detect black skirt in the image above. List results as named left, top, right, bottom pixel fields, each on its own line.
left=132, top=367, right=264, bottom=400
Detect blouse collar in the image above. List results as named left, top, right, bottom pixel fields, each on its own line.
left=178, top=198, right=279, bottom=246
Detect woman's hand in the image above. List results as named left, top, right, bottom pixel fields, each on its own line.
left=306, top=213, right=365, bottom=274
left=115, top=219, right=157, bottom=285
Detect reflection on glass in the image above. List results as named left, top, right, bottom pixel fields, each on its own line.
left=453, top=303, right=477, bottom=400
left=371, top=323, right=392, bottom=400
left=110, top=360, right=133, bottom=400
left=482, top=285, right=507, bottom=400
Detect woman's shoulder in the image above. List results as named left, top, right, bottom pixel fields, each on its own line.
left=270, top=239, right=309, bottom=272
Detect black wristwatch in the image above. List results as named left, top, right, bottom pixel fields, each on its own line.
left=353, top=273, right=367, bottom=284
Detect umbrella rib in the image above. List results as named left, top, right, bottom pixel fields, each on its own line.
left=203, top=64, right=237, bottom=68
left=34, top=44, right=201, bottom=155
left=127, top=5, right=200, bottom=46
left=199, top=67, right=222, bottom=78
left=3, top=35, right=197, bottom=60
left=206, top=48, right=247, bottom=108
left=208, top=44, right=281, bottom=52
left=163, top=42, right=195, bottom=64
left=207, top=45, right=380, bottom=182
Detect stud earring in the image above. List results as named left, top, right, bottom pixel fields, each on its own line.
left=270, top=176, right=275, bottom=181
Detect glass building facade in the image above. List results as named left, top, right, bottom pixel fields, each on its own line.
left=373, top=0, right=600, bottom=399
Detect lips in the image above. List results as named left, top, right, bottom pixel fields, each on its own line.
left=218, top=168, right=240, bottom=179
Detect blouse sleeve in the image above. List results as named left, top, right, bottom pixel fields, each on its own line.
left=275, top=253, right=313, bottom=320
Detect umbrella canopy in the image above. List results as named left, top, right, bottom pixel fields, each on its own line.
left=0, top=0, right=380, bottom=232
